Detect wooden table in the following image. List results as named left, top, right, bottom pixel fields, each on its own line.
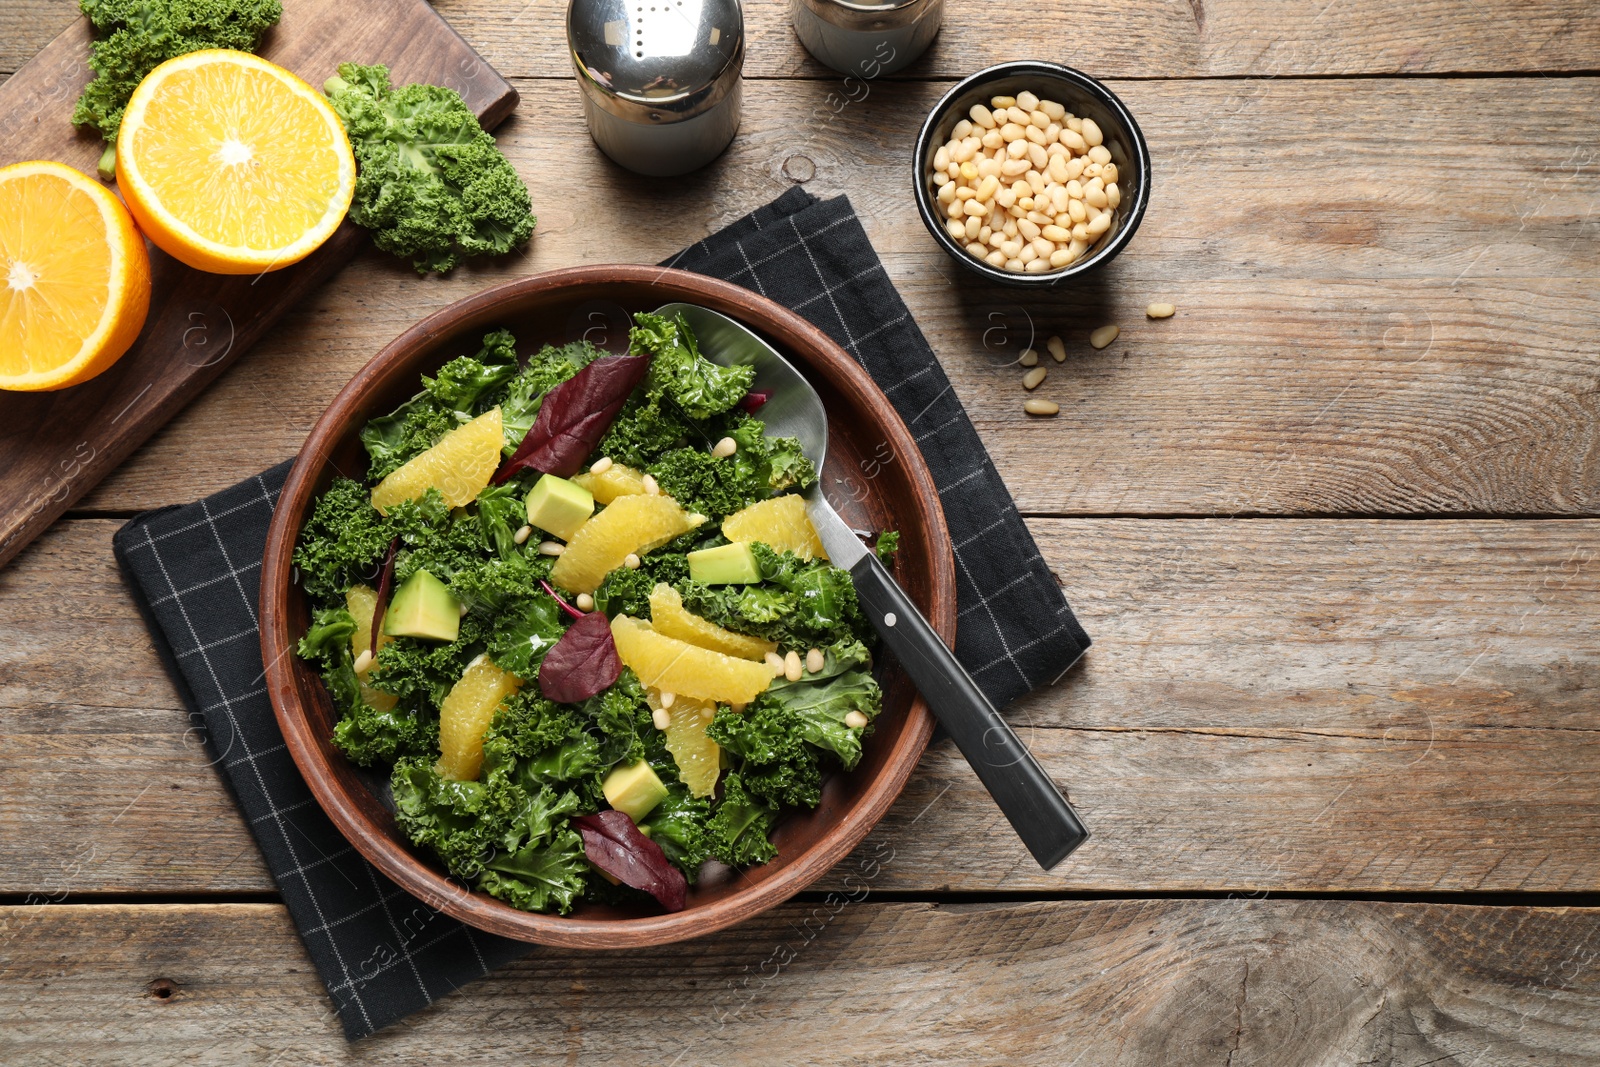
left=3, top=1, right=1599, bottom=1062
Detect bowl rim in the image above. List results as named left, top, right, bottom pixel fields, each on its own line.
left=259, top=264, right=953, bottom=948
left=912, top=60, right=1152, bottom=286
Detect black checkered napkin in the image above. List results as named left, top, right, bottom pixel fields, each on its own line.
left=113, top=189, right=1090, bottom=1040
left=113, top=463, right=529, bottom=1040
left=671, top=188, right=1090, bottom=705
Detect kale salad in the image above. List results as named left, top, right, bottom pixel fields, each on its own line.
left=295, top=313, right=895, bottom=915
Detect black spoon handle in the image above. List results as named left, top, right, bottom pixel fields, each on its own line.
left=849, top=553, right=1089, bottom=869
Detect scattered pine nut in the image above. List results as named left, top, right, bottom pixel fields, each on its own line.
left=728, top=702, right=747, bottom=714
left=765, top=652, right=786, bottom=677
left=1024, top=398, right=1060, bottom=416
left=652, top=707, right=672, bottom=731
left=589, top=456, right=614, bottom=474
left=1022, top=366, right=1047, bottom=390
left=513, top=524, right=533, bottom=545
left=806, top=648, right=825, bottom=674
left=659, top=691, right=676, bottom=709
left=1046, top=335, right=1066, bottom=362
left=1090, top=324, right=1120, bottom=349
left=1019, top=348, right=1039, bottom=367
left=623, top=552, right=641, bottom=569
left=844, top=710, right=870, bottom=729
left=1146, top=302, right=1176, bottom=319
left=784, top=650, right=803, bottom=682
left=539, top=540, right=565, bottom=556
left=575, top=593, right=595, bottom=612
left=458, top=600, right=471, bottom=617
left=352, top=649, right=373, bottom=675
left=711, top=436, right=737, bottom=458
left=641, top=474, right=660, bottom=496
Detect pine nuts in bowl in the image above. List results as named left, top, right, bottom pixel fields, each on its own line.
left=914, top=62, right=1150, bottom=286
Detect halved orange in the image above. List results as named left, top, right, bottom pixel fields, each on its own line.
left=0, top=160, right=151, bottom=391
left=116, top=50, right=355, bottom=275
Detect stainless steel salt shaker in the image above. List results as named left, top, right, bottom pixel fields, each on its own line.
left=790, top=0, right=942, bottom=78
left=568, top=0, right=745, bottom=177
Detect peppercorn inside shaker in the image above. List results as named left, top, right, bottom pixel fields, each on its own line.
left=568, top=0, right=745, bottom=177
left=790, top=0, right=942, bottom=78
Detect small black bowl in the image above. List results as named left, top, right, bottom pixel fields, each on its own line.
left=913, top=61, right=1151, bottom=287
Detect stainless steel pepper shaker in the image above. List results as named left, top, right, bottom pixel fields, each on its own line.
left=567, top=0, right=745, bottom=177
left=789, top=0, right=942, bottom=78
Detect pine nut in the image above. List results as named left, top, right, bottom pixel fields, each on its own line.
left=976, top=175, right=999, bottom=202
left=1048, top=247, right=1075, bottom=268
left=1019, top=348, right=1039, bottom=367
left=969, top=103, right=997, bottom=129
left=1047, top=335, right=1067, bottom=362
left=1147, top=302, right=1176, bottom=318
left=624, top=552, right=641, bottom=569
left=575, top=593, right=595, bottom=611
left=980, top=130, right=1003, bottom=153
left=945, top=219, right=966, bottom=241
left=1024, top=259, right=1052, bottom=273
left=806, top=648, right=824, bottom=673
left=513, top=524, right=533, bottom=545
left=1022, top=366, right=1047, bottom=389
left=784, top=650, right=803, bottom=682
left=652, top=707, right=671, bottom=731
left=952, top=119, right=973, bottom=139
left=1004, top=258, right=1024, bottom=272
left=1016, top=90, right=1039, bottom=111
left=1106, top=182, right=1122, bottom=209
left=590, top=456, right=614, bottom=474
left=1040, top=99, right=1065, bottom=121
left=1024, top=398, right=1060, bottom=416
left=765, top=652, right=786, bottom=677
left=933, top=146, right=949, bottom=171
left=1090, top=324, right=1120, bottom=349
left=964, top=216, right=980, bottom=240
left=985, top=249, right=1006, bottom=267
left=960, top=161, right=980, bottom=182
left=539, top=541, right=565, bottom=556
left=1081, top=117, right=1103, bottom=147
left=963, top=200, right=987, bottom=217
left=642, top=473, right=660, bottom=495
left=659, top=691, right=676, bottom=709
left=1061, top=129, right=1087, bottom=153
left=844, top=710, right=870, bottom=729
left=353, top=649, right=373, bottom=675
left=1087, top=145, right=1112, bottom=166
left=459, top=600, right=471, bottom=617
left=1086, top=212, right=1112, bottom=236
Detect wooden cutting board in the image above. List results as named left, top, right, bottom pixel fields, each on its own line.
left=0, top=0, right=519, bottom=569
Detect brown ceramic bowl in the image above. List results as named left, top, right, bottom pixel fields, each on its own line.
left=260, top=265, right=953, bottom=948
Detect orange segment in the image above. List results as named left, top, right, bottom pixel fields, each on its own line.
left=345, top=584, right=398, bottom=712
left=0, top=160, right=150, bottom=391
left=722, top=494, right=828, bottom=561
left=610, top=616, right=772, bottom=705
left=654, top=691, right=721, bottom=798
left=371, top=407, right=502, bottom=515
left=436, top=654, right=522, bottom=781
left=549, top=495, right=705, bottom=594
left=648, top=583, right=776, bottom=661
left=116, top=50, right=354, bottom=275
left=572, top=463, right=649, bottom=504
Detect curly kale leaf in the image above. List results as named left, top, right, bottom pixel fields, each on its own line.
left=631, top=312, right=755, bottom=421
left=874, top=530, right=900, bottom=564
left=361, top=330, right=520, bottom=479
left=591, top=545, right=693, bottom=618
left=640, top=781, right=712, bottom=880
left=324, top=64, right=535, bottom=274
left=647, top=414, right=817, bottom=521
left=292, top=477, right=406, bottom=601
left=299, top=605, right=437, bottom=766
left=479, top=827, right=588, bottom=914
left=73, top=0, right=282, bottom=151
left=707, top=773, right=778, bottom=866
left=675, top=545, right=866, bottom=650
left=595, top=393, right=692, bottom=470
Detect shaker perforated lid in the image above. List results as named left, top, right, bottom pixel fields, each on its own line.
left=568, top=0, right=745, bottom=122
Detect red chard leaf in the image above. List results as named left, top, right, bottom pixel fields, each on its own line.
left=538, top=610, right=621, bottom=703
left=369, top=537, right=399, bottom=656
left=738, top=389, right=772, bottom=414
left=573, top=810, right=687, bottom=912
left=495, top=355, right=650, bottom=482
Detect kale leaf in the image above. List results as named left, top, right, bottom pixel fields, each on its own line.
left=631, top=312, right=755, bottom=420
left=706, top=773, right=778, bottom=866
left=74, top=0, right=283, bottom=173
left=647, top=414, right=817, bottom=521
left=324, top=63, right=536, bottom=274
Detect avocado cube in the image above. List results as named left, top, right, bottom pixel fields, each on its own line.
left=525, top=474, right=595, bottom=541
left=602, top=760, right=668, bottom=822
left=383, top=569, right=460, bottom=642
left=687, top=542, right=762, bottom=585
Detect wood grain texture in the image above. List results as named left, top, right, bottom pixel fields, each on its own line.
left=2, top=900, right=1598, bottom=1064
left=5, top=516, right=1594, bottom=895
left=0, top=0, right=518, bottom=571
left=8, top=0, right=1600, bottom=79
left=59, top=75, right=1600, bottom=519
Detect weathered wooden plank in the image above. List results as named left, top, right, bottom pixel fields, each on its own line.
left=8, top=0, right=1600, bottom=80
left=4, top=516, right=1595, bottom=895
left=63, top=75, right=1600, bottom=517
left=2, top=900, right=1598, bottom=1064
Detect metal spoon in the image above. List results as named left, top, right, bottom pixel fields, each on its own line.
left=655, top=303, right=1090, bottom=870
